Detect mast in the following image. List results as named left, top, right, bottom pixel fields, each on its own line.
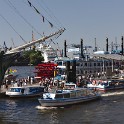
left=5, top=28, right=65, bottom=55
left=121, top=36, right=123, bottom=55
left=64, top=40, right=67, bottom=57
left=106, top=37, right=108, bottom=52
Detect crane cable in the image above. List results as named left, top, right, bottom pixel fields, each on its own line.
left=0, top=13, right=27, bottom=43
left=6, top=0, right=43, bottom=37
left=36, top=0, right=65, bottom=29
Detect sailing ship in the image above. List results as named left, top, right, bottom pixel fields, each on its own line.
left=0, top=0, right=65, bottom=89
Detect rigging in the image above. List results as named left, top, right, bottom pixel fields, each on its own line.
left=5, top=0, right=43, bottom=37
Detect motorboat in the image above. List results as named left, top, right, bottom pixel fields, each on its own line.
left=6, top=85, right=44, bottom=98
left=38, top=83, right=101, bottom=107
left=87, top=79, right=124, bottom=92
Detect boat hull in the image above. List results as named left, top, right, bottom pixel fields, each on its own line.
left=38, top=95, right=100, bottom=107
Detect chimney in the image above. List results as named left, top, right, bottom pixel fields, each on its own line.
left=94, top=38, right=97, bottom=51
left=121, top=36, right=123, bottom=55
left=106, top=38, right=108, bottom=52
left=64, top=40, right=67, bottom=57
left=80, top=38, right=84, bottom=58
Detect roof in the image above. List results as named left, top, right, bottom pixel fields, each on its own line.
left=92, top=54, right=124, bottom=61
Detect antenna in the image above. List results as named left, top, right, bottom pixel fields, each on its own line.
left=11, top=38, right=15, bottom=48
left=111, top=42, right=114, bottom=51
left=94, top=38, right=97, bottom=52
left=32, top=30, right=35, bottom=42
left=114, top=37, right=120, bottom=50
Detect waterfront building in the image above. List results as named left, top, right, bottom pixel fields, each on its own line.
left=54, top=42, right=124, bottom=78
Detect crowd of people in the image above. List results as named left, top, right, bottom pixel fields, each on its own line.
left=2, top=75, right=64, bottom=92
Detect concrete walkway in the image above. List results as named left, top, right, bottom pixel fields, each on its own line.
left=0, top=85, right=7, bottom=92
left=0, top=86, right=6, bottom=97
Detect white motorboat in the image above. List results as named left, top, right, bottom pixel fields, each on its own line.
left=6, top=85, right=44, bottom=98
left=87, top=79, right=124, bottom=92
left=38, top=83, right=101, bottom=107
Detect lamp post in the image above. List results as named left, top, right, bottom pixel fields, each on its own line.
left=28, top=63, right=33, bottom=77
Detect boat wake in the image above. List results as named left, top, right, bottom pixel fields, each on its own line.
left=35, top=106, right=64, bottom=110
left=101, top=91, right=124, bottom=97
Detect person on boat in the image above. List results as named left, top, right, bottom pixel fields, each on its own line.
left=19, top=79, right=22, bottom=87
left=24, top=82, right=27, bottom=86
left=11, top=79, right=14, bottom=87
left=5, top=83, right=8, bottom=90
left=17, top=79, right=20, bottom=87
left=39, top=80, right=42, bottom=86
left=30, top=77, right=34, bottom=85
left=21, top=89, right=24, bottom=94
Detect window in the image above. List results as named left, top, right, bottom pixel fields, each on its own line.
left=89, top=63, right=92, bottom=66
left=76, top=91, right=81, bottom=97
left=94, top=63, right=96, bottom=66
left=85, top=63, right=87, bottom=66
left=57, top=61, right=62, bottom=66
left=97, top=63, right=100, bottom=66
left=10, top=88, right=22, bottom=92
left=63, top=93, right=70, bottom=98
left=70, top=92, right=76, bottom=98
left=55, top=94, right=63, bottom=98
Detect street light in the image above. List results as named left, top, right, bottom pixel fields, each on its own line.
left=28, top=63, right=33, bottom=77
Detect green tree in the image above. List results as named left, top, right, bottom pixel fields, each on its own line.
left=29, top=50, right=44, bottom=65
left=17, top=50, right=44, bottom=65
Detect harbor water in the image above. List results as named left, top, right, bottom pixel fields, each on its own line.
left=1, top=66, right=124, bottom=124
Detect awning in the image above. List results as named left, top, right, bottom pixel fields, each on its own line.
left=34, top=76, right=41, bottom=79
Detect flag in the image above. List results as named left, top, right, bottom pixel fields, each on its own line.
left=3, top=41, right=7, bottom=48
left=32, top=30, right=35, bottom=41
left=27, top=0, right=32, bottom=6
left=42, top=16, right=45, bottom=22
left=48, top=21, right=53, bottom=28
left=3, top=41, right=8, bottom=51
left=33, top=6, right=40, bottom=14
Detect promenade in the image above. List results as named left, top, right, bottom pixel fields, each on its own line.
left=0, top=85, right=7, bottom=97
left=0, top=85, right=8, bottom=92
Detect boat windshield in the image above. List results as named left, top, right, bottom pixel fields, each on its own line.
left=55, top=93, right=70, bottom=99
left=29, top=87, right=44, bottom=92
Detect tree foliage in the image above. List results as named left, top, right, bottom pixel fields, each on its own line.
left=17, top=50, right=44, bottom=65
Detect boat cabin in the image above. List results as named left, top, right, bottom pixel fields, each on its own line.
left=6, top=86, right=44, bottom=97
left=64, top=83, right=77, bottom=90
left=43, top=87, right=95, bottom=100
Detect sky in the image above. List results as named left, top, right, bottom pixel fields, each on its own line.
left=0, top=0, right=124, bottom=53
